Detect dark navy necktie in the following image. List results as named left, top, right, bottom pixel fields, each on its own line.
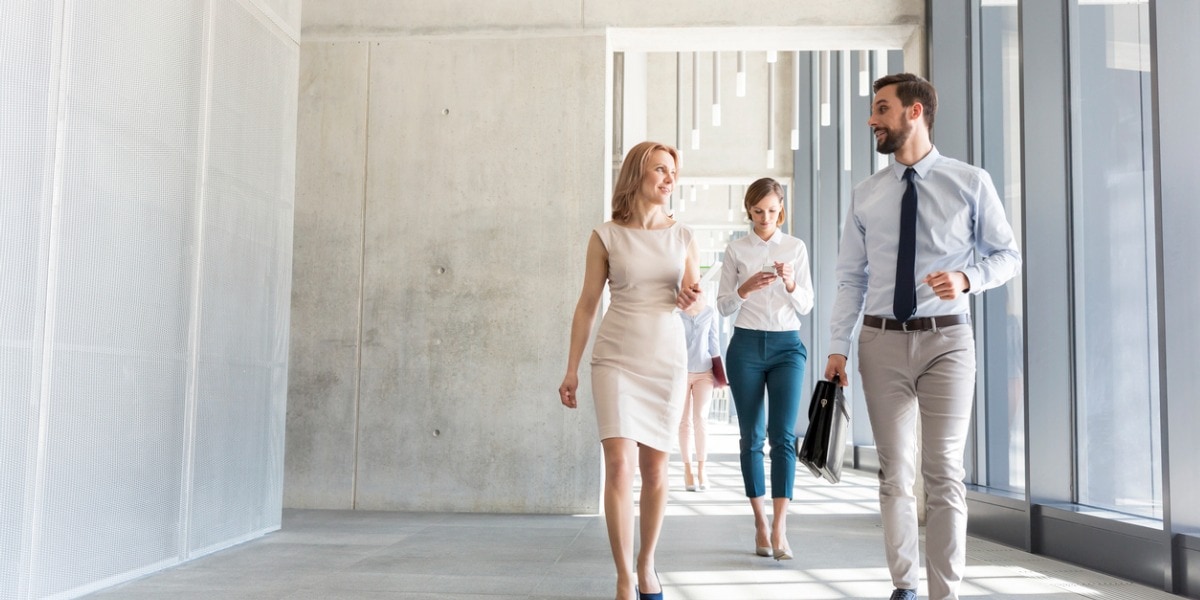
left=893, top=167, right=918, bottom=322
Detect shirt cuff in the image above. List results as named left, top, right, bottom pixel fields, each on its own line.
left=720, top=294, right=745, bottom=315
left=961, top=267, right=980, bottom=294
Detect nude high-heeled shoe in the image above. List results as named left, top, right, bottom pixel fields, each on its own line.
left=773, top=531, right=792, bottom=560
left=755, top=525, right=771, bottom=557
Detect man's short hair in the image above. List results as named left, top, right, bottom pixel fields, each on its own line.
left=873, top=73, right=937, bottom=130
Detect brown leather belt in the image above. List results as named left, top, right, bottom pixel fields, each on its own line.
left=863, top=314, right=971, bottom=332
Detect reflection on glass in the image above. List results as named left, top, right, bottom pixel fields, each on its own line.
left=1073, top=0, right=1161, bottom=519
left=978, top=1, right=1025, bottom=493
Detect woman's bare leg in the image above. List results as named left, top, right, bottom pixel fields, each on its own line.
left=749, top=495, right=771, bottom=554
left=772, top=497, right=792, bottom=559
left=601, top=438, right=638, bottom=600
left=636, top=445, right=669, bottom=594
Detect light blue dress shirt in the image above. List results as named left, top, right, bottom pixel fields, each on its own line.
left=828, top=146, right=1022, bottom=357
left=680, top=304, right=720, bottom=373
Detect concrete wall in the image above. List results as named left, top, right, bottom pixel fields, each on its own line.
left=288, top=0, right=923, bottom=513
left=302, top=1, right=919, bottom=33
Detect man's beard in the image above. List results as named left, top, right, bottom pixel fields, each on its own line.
left=874, top=123, right=910, bottom=154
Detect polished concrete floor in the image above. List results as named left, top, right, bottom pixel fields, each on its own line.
left=87, top=424, right=1182, bottom=599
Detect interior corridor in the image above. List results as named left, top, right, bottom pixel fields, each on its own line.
left=86, top=424, right=1181, bottom=599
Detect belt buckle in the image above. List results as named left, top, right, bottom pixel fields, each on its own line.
left=899, top=319, right=910, bottom=332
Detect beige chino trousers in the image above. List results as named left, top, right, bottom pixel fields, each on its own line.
left=858, top=321, right=976, bottom=600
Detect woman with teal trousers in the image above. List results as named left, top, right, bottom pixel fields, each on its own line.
left=717, top=177, right=814, bottom=561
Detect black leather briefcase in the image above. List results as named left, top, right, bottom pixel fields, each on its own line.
left=797, top=376, right=849, bottom=484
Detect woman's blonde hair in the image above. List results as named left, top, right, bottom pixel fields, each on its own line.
left=744, top=177, right=786, bottom=226
left=611, top=141, right=679, bottom=223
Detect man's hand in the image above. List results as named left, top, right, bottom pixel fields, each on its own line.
left=824, top=354, right=849, bottom=386
left=924, top=271, right=969, bottom=300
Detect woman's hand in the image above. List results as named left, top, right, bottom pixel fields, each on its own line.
left=676, top=282, right=702, bottom=310
left=737, top=271, right=777, bottom=298
left=774, top=261, right=795, bottom=292
left=559, top=373, right=579, bottom=408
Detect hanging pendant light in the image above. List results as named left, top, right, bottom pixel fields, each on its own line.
left=676, top=52, right=683, bottom=152
left=858, top=50, right=870, bottom=97
left=736, top=51, right=746, bottom=97
left=691, top=52, right=700, bottom=150
left=767, top=52, right=775, bottom=169
left=791, top=51, right=800, bottom=151
left=820, top=50, right=831, bottom=127
left=712, top=52, right=722, bottom=126
left=872, top=49, right=888, bottom=172
left=842, top=51, right=852, bottom=171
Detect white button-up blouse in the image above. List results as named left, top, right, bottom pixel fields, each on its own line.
left=716, top=229, right=814, bottom=331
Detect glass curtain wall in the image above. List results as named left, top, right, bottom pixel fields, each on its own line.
left=1071, top=0, right=1161, bottom=519
left=972, top=0, right=1160, bottom=514
left=939, top=0, right=1200, bottom=593
left=978, top=1, right=1025, bottom=494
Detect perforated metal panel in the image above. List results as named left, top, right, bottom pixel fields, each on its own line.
left=26, top=1, right=205, bottom=597
left=187, top=0, right=295, bottom=555
left=252, top=0, right=302, bottom=38
left=0, top=2, right=55, bottom=599
left=2, top=0, right=298, bottom=597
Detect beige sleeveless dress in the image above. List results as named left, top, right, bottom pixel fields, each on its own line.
left=590, top=220, right=691, bottom=452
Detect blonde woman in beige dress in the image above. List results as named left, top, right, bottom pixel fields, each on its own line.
left=559, top=141, right=702, bottom=600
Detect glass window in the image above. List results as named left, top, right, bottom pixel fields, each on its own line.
left=977, top=0, right=1025, bottom=493
left=1072, top=0, right=1161, bottom=519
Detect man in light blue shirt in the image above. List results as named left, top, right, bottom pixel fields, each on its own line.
left=824, top=73, right=1021, bottom=600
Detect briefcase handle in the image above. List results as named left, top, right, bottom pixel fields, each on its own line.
left=807, top=375, right=841, bottom=420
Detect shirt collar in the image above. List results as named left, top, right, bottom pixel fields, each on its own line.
left=890, top=145, right=941, bottom=181
left=751, top=228, right=783, bottom=247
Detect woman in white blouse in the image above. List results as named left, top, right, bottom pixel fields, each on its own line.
left=717, top=177, right=814, bottom=561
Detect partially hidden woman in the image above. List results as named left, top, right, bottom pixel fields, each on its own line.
left=559, top=141, right=702, bottom=600
left=678, top=296, right=722, bottom=492
left=716, top=177, right=814, bottom=561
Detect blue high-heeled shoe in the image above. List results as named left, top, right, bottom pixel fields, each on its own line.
left=636, top=570, right=663, bottom=600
